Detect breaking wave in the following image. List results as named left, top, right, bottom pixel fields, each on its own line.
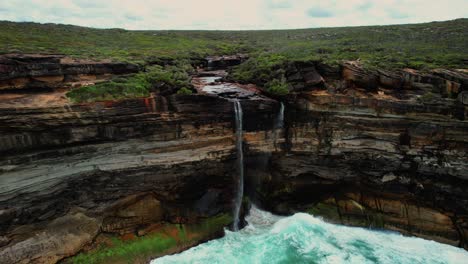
left=153, top=206, right=467, bottom=264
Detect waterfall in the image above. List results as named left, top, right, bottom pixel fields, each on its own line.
left=273, top=102, right=285, bottom=150
left=275, top=102, right=285, bottom=129
left=233, top=100, right=244, bottom=231
left=207, top=60, right=213, bottom=71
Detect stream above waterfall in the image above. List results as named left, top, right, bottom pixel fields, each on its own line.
left=192, top=70, right=265, bottom=100
left=152, top=206, right=468, bottom=264
left=192, top=69, right=277, bottom=231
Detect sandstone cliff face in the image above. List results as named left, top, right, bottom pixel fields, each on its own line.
left=0, top=96, right=281, bottom=263
left=248, top=61, right=468, bottom=249
left=0, top=54, right=467, bottom=263
left=0, top=55, right=281, bottom=263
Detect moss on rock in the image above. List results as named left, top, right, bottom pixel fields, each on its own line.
left=67, top=214, right=232, bottom=264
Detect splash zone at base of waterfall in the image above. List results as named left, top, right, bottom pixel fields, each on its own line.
left=153, top=206, right=468, bottom=264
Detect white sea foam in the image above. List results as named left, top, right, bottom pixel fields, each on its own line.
left=153, top=207, right=468, bottom=264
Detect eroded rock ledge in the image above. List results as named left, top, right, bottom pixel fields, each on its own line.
left=0, top=54, right=467, bottom=263
left=0, top=54, right=139, bottom=91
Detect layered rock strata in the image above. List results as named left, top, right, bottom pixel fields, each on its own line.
left=0, top=54, right=139, bottom=91
left=0, top=54, right=467, bottom=263
left=0, top=57, right=279, bottom=263
left=248, top=61, right=468, bottom=249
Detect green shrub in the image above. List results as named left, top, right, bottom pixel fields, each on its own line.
left=66, top=78, right=150, bottom=103
left=230, top=53, right=287, bottom=84
left=71, top=235, right=177, bottom=264
left=1, top=19, right=467, bottom=70
left=145, top=64, right=192, bottom=92
left=66, top=62, right=193, bottom=102
left=265, top=77, right=289, bottom=96
left=176, top=87, right=193, bottom=95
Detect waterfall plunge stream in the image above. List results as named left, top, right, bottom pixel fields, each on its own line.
left=275, top=102, right=285, bottom=129
left=233, top=101, right=284, bottom=231
left=233, top=100, right=244, bottom=231
left=273, top=102, right=285, bottom=151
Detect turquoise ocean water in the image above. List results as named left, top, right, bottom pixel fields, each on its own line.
left=153, top=207, right=468, bottom=264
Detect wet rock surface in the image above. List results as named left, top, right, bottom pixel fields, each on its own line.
left=193, top=71, right=273, bottom=101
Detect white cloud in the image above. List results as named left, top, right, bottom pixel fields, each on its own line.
left=0, top=0, right=466, bottom=30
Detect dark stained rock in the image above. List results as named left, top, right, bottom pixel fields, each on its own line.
left=205, top=54, right=249, bottom=70
left=250, top=92, right=468, bottom=248
left=315, top=62, right=341, bottom=79
left=378, top=69, right=404, bottom=89
left=431, top=69, right=468, bottom=89
left=341, top=61, right=379, bottom=91
left=284, top=61, right=325, bottom=92
left=302, top=67, right=324, bottom=86
left=459, top=91, right=468, bottom=105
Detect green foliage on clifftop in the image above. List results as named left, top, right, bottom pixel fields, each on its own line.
left=0, top=19, right=467, bottom=69
left=228, top=53, right=291, bottom=95
left=66, top=74, right=149, bottom=103
left=66, top=63, right=193, bottom=102
left=265, top=77, right=290, bottom=96
left=0, top=22, right=250, bottom=63
left=176, top=87, right=193, bottom=95
left=229, top=53, right=288, bottom=84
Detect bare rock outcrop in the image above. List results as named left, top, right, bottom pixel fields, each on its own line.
left=0, top=212, right=100, bottom=264
left=205, top=54, right=248, bottom=70
left=0, top=54, right=139, bottom=90
left=285, top=61, right=325, bottom=92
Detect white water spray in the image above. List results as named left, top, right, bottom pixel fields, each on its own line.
left=153, top=205, right=468, bottom=264
left=275, top=102, right=285, bottom=129
left=233, top=100, right=244, bottom=231
left=273, top=102, right=285, bottom=150
left=207, top=59, right=213, bottom=71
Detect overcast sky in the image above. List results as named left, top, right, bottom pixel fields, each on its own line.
left=0, top=0, right=467, bottom=30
